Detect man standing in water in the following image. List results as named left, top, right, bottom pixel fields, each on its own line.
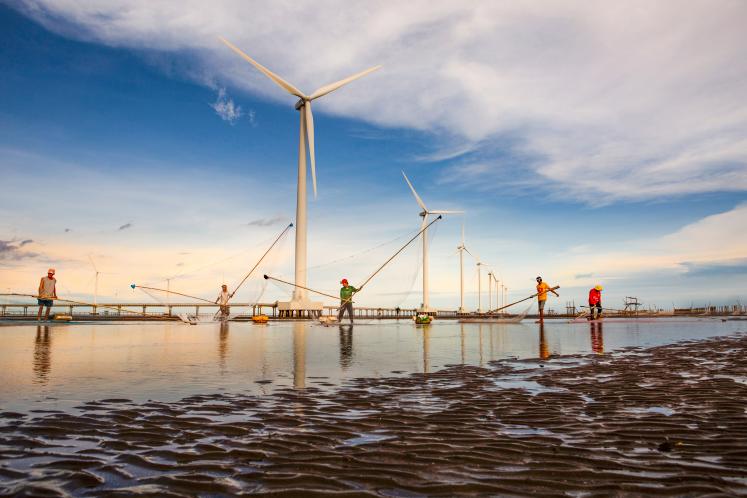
left=215, top=284, right=231, bottom=318
left=37, top=268, right=57, bottom=321
left=338, top=278, right=358, bottom=324
left=535, top=276, right=559, bottom=322
left=588, top=285, right=603, bottom=320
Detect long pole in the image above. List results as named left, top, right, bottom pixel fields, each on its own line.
left=131, top=285, right=216, bottom=304
left=229, top=223, right=293, bottom=302
left=263, top=275, right=339, bottom=300
left=294, top=107, right=308, bottom=302
left=488, top=285, right=560, bottom=314
left=1, top=293, right=165, bottom=319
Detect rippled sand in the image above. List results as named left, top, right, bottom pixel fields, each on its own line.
left=1, top=333, right=746, bottom=496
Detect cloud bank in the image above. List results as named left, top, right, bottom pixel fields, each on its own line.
left=14, top=0, right=747, bottom=204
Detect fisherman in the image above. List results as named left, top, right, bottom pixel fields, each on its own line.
left=535, top=276, right=559, bottom=322
left=215, top=284, right=231, bottom=318
left=338, top=278, right=358, bottom=324
left=37, top=268, right=57, bottom=321
left=588, top=285, right=603, bottom=320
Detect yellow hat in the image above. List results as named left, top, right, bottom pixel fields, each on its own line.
left=594, top=285, right=603, bottom=291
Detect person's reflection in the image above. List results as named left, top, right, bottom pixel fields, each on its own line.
left=539, top=322, right=550, bottom=360
left=590, top=322, right=604, bottom=354
left=33, top=325, right=52, bottom=385
left=293, top=322, right=306, bottom=389
left=218, top=321, right=229, bottom=372
left=338, top=325, right=353, bottom=370
left=422, top=326, right=431, bottom=374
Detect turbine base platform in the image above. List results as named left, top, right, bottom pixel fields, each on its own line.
left=277, top=300, right=324, bottom=319
left=417, top=306, right=438, bottom=316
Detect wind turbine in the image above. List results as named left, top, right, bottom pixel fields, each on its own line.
left=402, top=171, right=461, bottom=313
left=88, top=255, right=116, bottom=314
left=487, top=271, right=494, bottom=310
left=220, top=37, right=380, bottom=311
left=455, top=224, right=474, bottom=313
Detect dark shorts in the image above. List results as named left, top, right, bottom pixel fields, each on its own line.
left=38, top=299, right=53, bottom=307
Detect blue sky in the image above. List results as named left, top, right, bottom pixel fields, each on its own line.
left=1, top=1, right=745, bottom=311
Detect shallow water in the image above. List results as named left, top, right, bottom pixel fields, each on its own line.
left=0, top=317, right=740, bottom=413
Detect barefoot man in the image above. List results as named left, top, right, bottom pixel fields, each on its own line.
left=37, top=268, right=57, bottom=321
left=535, top=276, right=559, bottom=322
left=338, top=278, right=358, bottom=324
left=215, top=284, right=231, bottom=318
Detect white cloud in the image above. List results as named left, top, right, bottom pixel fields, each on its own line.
left=210, top=88, right=243, bottom=124
left=14, top=1, right=747, bottom=203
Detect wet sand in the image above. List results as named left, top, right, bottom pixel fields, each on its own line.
left=1, top=332, right=746, bottom=496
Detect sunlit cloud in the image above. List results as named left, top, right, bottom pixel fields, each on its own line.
left=14, top=0, right=747, bottom=203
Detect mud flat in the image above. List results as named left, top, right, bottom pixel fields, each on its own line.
left=1, top=333, right=746, bottom=496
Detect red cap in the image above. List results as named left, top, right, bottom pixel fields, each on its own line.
left=341, top=278, right=348, bottom=285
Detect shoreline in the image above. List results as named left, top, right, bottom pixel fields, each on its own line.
left=1, top=332, right=746, bottom=496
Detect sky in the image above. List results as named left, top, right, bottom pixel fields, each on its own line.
left=0, top=0, right=746, bottom=312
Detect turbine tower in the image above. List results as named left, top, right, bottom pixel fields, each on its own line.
left=402, top=171, right=461, bottom=313
left=221, top=37, right=380, bottom=313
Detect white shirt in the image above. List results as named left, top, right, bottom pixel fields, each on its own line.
left=216, top=290, right=230, bottom=305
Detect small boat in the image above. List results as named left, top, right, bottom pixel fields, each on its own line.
left=251, top=315, right=269, bottom=324
left=414, top=314, right=432, bottom=325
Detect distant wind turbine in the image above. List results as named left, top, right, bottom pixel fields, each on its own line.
left=455, top=224, right=474, bottom=313
left=220, top=37, right=380, bottom=309
left=88, top=255, right=116, bottom=313
left=402, top=171, right=462, bottom=313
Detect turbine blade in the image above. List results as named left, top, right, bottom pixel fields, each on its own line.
left=429, top=210, right=464, bottom=214
left=305, top=102, right=317, bottom=198
left=461, top=223, right=465, bottom=245
left=219, top=37, right=306, bottom=99
left=309, top=65, right=382, bottom=100
left=401, top=171, right=427, bottom=211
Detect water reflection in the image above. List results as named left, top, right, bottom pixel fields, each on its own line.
left=0, top=318, right=738, bottom=414
left=590, top=323, right=604, bottom=354
left=478, top=325, right=484, bottom=367
left=422, top=326, right=430, bottom=373
left=33, top=325, right=51, bottom=385
left=293, top=322, right=306, bottom=389
left=539, top=323, right=550, bottom=360
left=460, top=324, right=466, bottom=364
left=218, top=321, right=229, bottom=372
left=338, top=325, right=353, bottom=370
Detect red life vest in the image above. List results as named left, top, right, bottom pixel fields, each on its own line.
left=589, top=288, right=601, bottom=305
